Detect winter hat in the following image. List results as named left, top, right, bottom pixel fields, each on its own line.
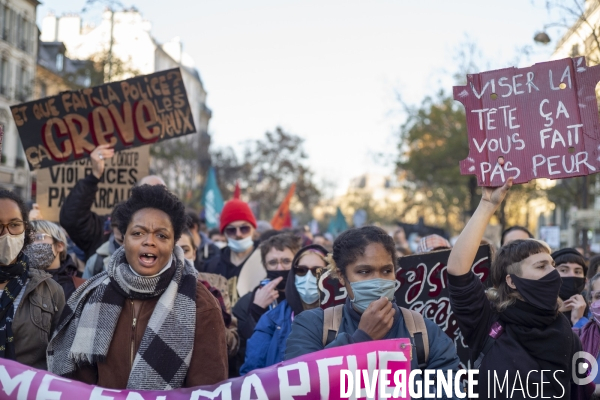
left=416, top=234, right=451, bottom=254
left=551, top=248, right=587, bottom=275
left=219, top=199, right=257, bottom=233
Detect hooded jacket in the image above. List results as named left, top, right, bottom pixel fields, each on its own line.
left=82, top=234, right=119, bottom=278
left=239, top=245, right=327, bottom=375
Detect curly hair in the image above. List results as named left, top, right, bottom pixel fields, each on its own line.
left=331, top=226, right=396, bottom=278
left=114, top=184, right=187, bottom=242
left=0, top=189, right=34, bottom=249
left=486, top=239, right=551, bottom=311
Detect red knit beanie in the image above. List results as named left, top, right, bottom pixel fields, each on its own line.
left=219, top=199, right=257, bottom=233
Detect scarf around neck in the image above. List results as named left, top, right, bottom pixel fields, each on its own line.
left=499, top=300, right=574, bottom=397
left=47, top=246, right=198, bottom=390
left=0, top=254, right=28, bottom=360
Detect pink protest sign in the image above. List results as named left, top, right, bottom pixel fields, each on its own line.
left=454, top=57, right=600, bottom=186
left=0, top=339, right=410, bottom=400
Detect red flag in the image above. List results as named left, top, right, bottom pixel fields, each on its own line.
left=271, top=183, right=296, bottom=230
left=233, top=181, right=241, bottom=199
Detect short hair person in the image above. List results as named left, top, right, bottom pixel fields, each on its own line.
left=48, top=185, right=227, bottom=390
left=285, top=225, right=460, bottom=394
left=231, top=233, right=301, bottom=376
left=26, top=220, right=85, bottom=301
left=447, top=177, right=582, bottom=398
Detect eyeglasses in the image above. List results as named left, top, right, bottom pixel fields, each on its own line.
left=295, top=265, right=323, bottom=277
left=0, top=221, right=25, bottom=236
left=266, top=258, right=292, bottom=268
left=224, top=225, right=252, bottom=237
left=34, top=233, right=53, bottom=242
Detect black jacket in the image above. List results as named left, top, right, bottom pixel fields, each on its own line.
left=59, top=174, right=110, bottom=260
left=47, top=256, right=83, bottom=301
left=448, top=271, right=581, bottom=399
left=204, top=244, right=257, bottom=280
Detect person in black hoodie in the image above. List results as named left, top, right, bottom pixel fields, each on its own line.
left=26, top=220, right=85, bottom=301
left=230, top=233, right=301, bottom=376
left=59, top=144, right=165, bottom=261
left=447, top=177, right=586, bottom=399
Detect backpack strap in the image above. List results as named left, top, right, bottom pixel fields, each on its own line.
left=92, top=254, right=105, bottom=276
left=322, top=304, right=344, bottom=346
left=400, top=307, right=429, bottom=369
left=474, top=321, right=503, bottom=368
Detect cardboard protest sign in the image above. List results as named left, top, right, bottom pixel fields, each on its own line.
left=0, top=339, right=411, bottom=400
left=396, top=245, right=492, bottom=368
left=11, top=68, right=195, bottom=170
left=35, top=145, right=149, bottom=222
left=454, top=57, right=600, bottom=186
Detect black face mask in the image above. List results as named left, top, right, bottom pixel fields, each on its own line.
left=510, top=269, right=562, bottom=311
left=266, top=270, right=289, bottom=291
left=559, top=276, right=586, bottom=300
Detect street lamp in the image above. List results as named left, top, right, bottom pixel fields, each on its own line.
left=534, top=31, right=551, bottom=44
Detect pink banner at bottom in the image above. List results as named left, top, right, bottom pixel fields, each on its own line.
left=0, top=338, right=411, bottom=400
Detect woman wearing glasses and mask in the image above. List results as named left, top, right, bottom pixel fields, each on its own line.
left=231, top=233, right=301, bottom=375
left=240, top=244, right=327, bottom=374
left=0, top=190, right=65, bottom=369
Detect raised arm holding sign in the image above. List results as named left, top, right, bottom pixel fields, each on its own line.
left=455, top=57, right=600, bottom=186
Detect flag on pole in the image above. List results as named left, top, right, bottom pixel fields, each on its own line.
left=270, top=183, right=296, bottom=230
left=201, top=167, right=225, bottom=229
left=233, top=181, right=241, bottom=199
left=327, top=207, right=348, bottom=237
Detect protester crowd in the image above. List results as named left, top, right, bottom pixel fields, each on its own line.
left=2, top=145, right=600, bottom=398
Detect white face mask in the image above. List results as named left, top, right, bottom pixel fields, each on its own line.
left=295, top=272, right=320, bottom=304
left=214, top=241, right=227, bottom=249
left=227, top=236, right=254, bottom=253
left=0, top=232, right=25, bottom=266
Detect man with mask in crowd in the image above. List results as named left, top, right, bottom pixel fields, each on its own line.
left=82, top=205, right=122, bottom=278
left=553, top=248, right=589, bottom=328
left=205, top=198, right=259, bottom=306
left=60, top=144, right=165, bottom=262
left=231, top=233, right=301, bottom=376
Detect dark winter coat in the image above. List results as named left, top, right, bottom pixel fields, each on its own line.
left=59, top=174, right=110, bottom=260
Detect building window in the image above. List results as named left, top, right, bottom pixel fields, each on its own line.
left=16, top=15, right=23, bottom=50
left=39, top=81, right=46, bottom=98
left=56, top=53, right=64, bottom=71
left=0, top=58, right=8, bottom=97
left=2, top=6, right=9, bottom=42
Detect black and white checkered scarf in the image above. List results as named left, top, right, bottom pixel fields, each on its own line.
left=47, top=246, right=198, bottom=390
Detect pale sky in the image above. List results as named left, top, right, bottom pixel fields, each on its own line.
left=38, top=1, right=557, bottom=196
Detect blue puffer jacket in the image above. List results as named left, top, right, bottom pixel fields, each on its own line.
left=240, top=299, right=294, bottom=375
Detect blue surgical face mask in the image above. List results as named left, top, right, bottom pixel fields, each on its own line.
left=349, top=278, right=397, bottom=313
left=295, top=272, right=319, bottom=304
left=227, top=236, right=254, bottom=253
